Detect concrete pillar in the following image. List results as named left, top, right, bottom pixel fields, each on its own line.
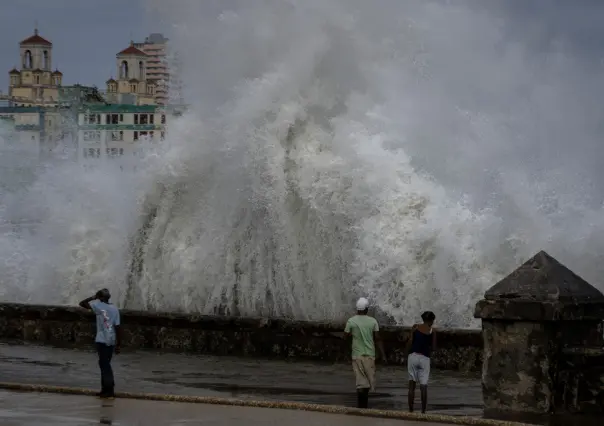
left=474, top=250, right=604, bottom=423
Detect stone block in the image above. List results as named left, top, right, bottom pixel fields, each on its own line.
left=475, top=250, right=604, bottom=422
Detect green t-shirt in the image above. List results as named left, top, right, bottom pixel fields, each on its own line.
left=345, top=315, right=379, bottom=358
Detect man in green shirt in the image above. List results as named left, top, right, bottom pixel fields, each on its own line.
left=344, top=297, right=386, bottom=408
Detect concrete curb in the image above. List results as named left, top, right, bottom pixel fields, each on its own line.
left=0, top=382, right=532, bottom=426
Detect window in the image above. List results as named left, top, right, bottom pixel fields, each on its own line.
left=43, top=51, right=50, bottom=70
left=130, top=83, right=137, bottom=93
left=161, top=114, right=166, bottom=124
left=134, top=114, right=139, bottom=125
left=139, top=61, right=144, bottom=79
left=110, top=131, right=123, bottom=141
left=83, top=131, right=101, bottom=142
left=23, top=50, right=32, bottom=69
left=149, top=114, right=154, bottom=124
left=119, top=114, right=124, bottom=122
left=35, top=75, right=40, bottom=84
left=139, top=131, right=148, bottom=140
left=139, top=114, right=148, bottom=125
left=107, top=114, right=120, bottom=124
left=120, top=61, right=129, bottom=79
left=84, top=114, right=101, bottom=124
left=107, top=148, right=123, bottom=157
left=134, top=131, right=139, bottom=141
left=84, top=148, right=101, bottom=158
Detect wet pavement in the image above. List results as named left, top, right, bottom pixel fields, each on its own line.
left=0, top=390, right=459, bottom=426
left=0, top=341, right=482, bottom=416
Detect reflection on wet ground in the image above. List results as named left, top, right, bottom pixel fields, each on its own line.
left=0, top=341, right=482, bottom=416
left=0, top=390, right=457, bottom=426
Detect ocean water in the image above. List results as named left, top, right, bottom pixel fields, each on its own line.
left=2, top=0, right=604, bottom=327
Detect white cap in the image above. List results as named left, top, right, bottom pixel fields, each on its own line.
left=356, top=297, right=369, bottom=311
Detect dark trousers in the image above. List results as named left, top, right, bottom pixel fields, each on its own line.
left=96, top=343, right=115, bottom=394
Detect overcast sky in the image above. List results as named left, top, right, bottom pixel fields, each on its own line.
left=0, top=0, right=155, bottom=90
left=2, top=0, right=604, bottom=91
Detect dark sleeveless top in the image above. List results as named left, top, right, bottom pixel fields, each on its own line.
left=410, top=328, right=433, bottom=358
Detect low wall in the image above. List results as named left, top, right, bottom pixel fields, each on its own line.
left=0, top=303, right=483, bottom=371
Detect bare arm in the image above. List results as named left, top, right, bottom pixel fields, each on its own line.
left=373, top=331, right=387, bottom=362
left=114, top=325, right=122, bottom=353
left=113, top=308, right=122, bottom=353
left=405, top=324, right=417, bottom=356
left=78, top=295, right=97, bottom=310
left=343, top=319, right=351, bottom=340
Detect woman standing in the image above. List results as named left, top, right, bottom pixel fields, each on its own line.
left=406, top=311, right=436, bottom=413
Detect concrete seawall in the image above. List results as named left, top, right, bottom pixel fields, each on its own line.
left=0, top=303, right=482, bottom=371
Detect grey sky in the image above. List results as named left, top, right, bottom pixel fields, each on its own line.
left=2, top=1, right=604, bottom=90
left=0, top=0, right=153, bottom=89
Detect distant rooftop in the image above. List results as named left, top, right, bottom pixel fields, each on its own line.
left=59, top=85, right=106, bottom=105
left=118, top=44, right=147, bottom=56
left=20, top=29, right=52, bottom=46
left=144, top=33, right=169, bottom=44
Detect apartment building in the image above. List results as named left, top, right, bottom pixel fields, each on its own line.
left=134, top=33, right=183, bottom=105
left=77, top=104, right=167, bottom=164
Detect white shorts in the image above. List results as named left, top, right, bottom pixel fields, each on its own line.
left=408, top=352, right=431, bottom=385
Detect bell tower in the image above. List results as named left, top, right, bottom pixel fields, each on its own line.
left=20, top=28, right=52, bottom=71
left=7, top=28, right=62, bottom=106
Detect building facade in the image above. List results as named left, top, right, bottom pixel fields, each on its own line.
left=1, top=30, right=186, bottom=160
left=4, top=29, right=63, bottom=107
left=134, top=33, right=184, bottom=105
left=77, top=104, right=167, bottom=164
left=134, top=34, right=169, bottom=105
left=0, top=106, right=64, bottom=155
left=105, top=43, right=156, bottom=106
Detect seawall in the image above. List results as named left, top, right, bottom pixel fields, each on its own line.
left=0, top=303, right=482, bottom=371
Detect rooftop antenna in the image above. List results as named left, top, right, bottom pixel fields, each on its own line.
left=34, top=20, right=39, bottom=35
